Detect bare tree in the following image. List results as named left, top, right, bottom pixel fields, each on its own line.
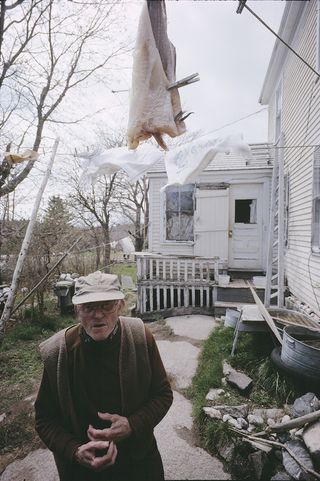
left=114, top=174, right=149, bottom=251
left=68, top=171, right=119, bottom=271
left=0, top=0, right=128, bottom=197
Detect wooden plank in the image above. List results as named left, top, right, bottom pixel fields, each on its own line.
left=156, top=285, right=160, bottom=310
left=149, top=259, right=153, bottom=280
left=149, top=286, right=154, bottom=312
left=184, top=287, right=189, bottom=307
left=247, top=282, right=283, bottom=344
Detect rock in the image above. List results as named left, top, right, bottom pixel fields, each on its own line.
left=303, top=420, right=320, bottom=465
left=248, top=450, right=268, bottom=480
left=205, top=388, right=225, bottom=402
left=282, top=439, right=315, bottom=480
left=213, top=404, right=249, bottom=418
left=222, top=414, right=231, bottom=422
left=222, top=360, right=233, bottom=376
left=281, top=415, right=291, bottom=423
left=0, top=412, right=6, bottom=423
left=267, top=418, right=276, bottom=426
left=270, top=471, right=291, bottom=481
left=247, top=414, right=264, bottom=426
left=226, top=368, right=253, bottom=393
left=265, top=408, right=285, bottom=420
left=226, top=417, right=242, bottom=429
left=247, top=424, right=256, bottom=433
left=203, top=407, right=222, bottom=420
left=216, top=440, right=236, bottom=463
left=0, top=449, right=58, bottom=481
left=221, top=377, right=228, bottom=387
left=251, top=408, right=266, bottom=418
left=295, top=428, right=304, bottom=438
left=290, top=428, right=299, bottom=439
left=237, top=417, right=248, bottom=429
left=292, top=393, right=320, bottom=418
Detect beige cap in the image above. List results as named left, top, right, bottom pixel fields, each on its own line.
left=72, top=271, right=124, bottom=305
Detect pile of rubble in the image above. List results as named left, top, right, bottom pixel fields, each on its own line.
left=203, top=362, right=320, bottom=480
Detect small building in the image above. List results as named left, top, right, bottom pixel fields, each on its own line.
left=136, top=144, right=273, bottom=317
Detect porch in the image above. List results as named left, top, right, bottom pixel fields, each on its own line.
left=135, top=252, right=267, bottom=318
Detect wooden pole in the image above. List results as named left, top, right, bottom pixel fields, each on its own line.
left=0, top=138, right=60, bottom=342
left=247, top=281, right=283, bottom=344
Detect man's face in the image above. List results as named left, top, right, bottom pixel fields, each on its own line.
left=76, top=300, right=121, bottom=341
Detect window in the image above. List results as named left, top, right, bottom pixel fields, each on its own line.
left=165, top=184, right=194, bottom=241
left=275, top=82, right=282, bottom=142
left=312, top=147, right=320, bottom=253
left=235, top=199, right=257, bottom=224
left=284, top=173, right=290, bottom=247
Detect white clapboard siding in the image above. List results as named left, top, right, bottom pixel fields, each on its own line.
left=274, top=0, right=320, bottom=316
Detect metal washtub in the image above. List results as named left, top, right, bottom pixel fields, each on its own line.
left=281, top=325, right=320, bottom=380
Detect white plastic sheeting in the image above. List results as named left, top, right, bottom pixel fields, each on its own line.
left=163, top=134, right=252, bottom=187
left=112, top=237, right=135, bottom=254
left=79, top=143, right=163, bottom=185
left=79, top=134, right=252, bottom=188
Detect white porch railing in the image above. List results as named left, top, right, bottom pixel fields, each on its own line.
left=136, top=253, right=223, bottom=314
left=136, top=253, right=221, bottom=283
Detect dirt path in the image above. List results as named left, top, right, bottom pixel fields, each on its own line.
left=1, top=315, right=230, bottom=481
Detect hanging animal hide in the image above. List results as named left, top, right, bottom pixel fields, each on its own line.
left=127, top=0, right=186, bottom=151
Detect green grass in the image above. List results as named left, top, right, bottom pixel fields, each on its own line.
left=0, top=411, right=34, bottom=452
left=110, top=262, right=137, bottom=283
left=0, top=314, right=75, bottom=411
left=188, top=325, right=303, bottom=463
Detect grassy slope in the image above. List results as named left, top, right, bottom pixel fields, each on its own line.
left=188, top=325, right=303, bottom=454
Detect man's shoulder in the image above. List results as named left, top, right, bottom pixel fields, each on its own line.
left=39, top=324, right=79, bottom=360
left=119, top=316, right=155, bottom=347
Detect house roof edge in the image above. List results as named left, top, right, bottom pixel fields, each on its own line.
left=259, top=1, right=308, bottom=105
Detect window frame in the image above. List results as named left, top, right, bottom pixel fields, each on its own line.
left=275, top=80, right=283, bottom=143
left=312, top=147, right=320, bottom=254
left=164, top=184, right=195, bottom=243
left=284, top=172, right=290, bottom=248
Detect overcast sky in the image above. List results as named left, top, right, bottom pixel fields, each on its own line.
left=16, top=0, right=286, bottom=217
left=106, top=0, right=286, bottom=144
left=59, top=0, right=286, bottom=146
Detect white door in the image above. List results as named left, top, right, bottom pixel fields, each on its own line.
left=194, top=188, right=229, bottom=260
left=229, top=184, right=263, bottom=269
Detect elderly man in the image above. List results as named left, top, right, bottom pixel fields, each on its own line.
left=35, top=271, right=173, bottom=481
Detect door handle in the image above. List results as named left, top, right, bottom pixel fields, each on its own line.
left=228, top=230, right=233, bottom=238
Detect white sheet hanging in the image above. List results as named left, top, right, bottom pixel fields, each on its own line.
left=163, top=134, right=252, bottom=188
left=79, top=133, right=252, bottom=188
left=79, top=143, right=163, bottom=185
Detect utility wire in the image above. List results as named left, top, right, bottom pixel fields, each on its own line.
left=199, top=107, right=268, bottom=137
left=241, top=2, right=320, bottom=81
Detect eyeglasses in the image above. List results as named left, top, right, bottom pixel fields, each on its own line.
left=80, top=301, right=118, bottom=315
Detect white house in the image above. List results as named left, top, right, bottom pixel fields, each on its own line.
left=135, top=144, right=273, bottom=316
left=147, top=144, right=273, bottom=271
left=259, top=0, right=320, bottom=319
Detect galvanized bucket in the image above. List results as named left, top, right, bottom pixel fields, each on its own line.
left=281, top=325, right=320, bottom=380
left=224, top=308, right=240, bottom=329
left=267, top=307, right=319, bottom=330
